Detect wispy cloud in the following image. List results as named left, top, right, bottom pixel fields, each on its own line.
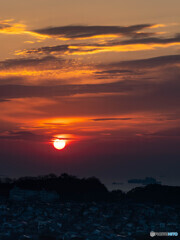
left=32, top=24, right=154, bottom=40
left=16, top=34, right=180, bottom=57
left=91, top=117, right=133, bottom=121
left=104, top=54, right=180, bottom=68
left=0, top=130, right=47, bottom=141
left=0, top=19, right=48, bottom=40
left=0, top=56, right=61, bottom=69
left=143, top=127, right=180, bottom=137
left=0, top=19, right=26, bottom=35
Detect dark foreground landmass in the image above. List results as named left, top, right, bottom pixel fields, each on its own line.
left=0, top=174, right=180, bottom=240
left=1, top=173, right=180, bottom=204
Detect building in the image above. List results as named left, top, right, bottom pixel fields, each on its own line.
left=9, top=187, right=59, bottom=202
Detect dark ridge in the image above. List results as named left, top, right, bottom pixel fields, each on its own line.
left=0, top=174, right=180, bottom=203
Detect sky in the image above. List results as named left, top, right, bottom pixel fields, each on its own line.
left=0, top=0, right=180, bottom=190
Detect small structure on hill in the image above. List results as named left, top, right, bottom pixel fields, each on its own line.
left=9, top=186, right=59, bottom=202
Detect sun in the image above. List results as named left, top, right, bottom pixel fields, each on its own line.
left=53, top=139, right=66, bottom=150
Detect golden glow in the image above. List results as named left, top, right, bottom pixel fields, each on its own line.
left=53, top=139, right=66, bottom=150
left=61, top=34, right=122, bottom=40
left=0, top=19, right=49, bottom=41
left=40, top=117, right=86, bottom=125
left=0, top=59, right=94, bottom=83
left=69, top=42, right=180, bottom=55
left=149, top=24, right=166, bottom=29
left=0, top=20, right=26, bottom=34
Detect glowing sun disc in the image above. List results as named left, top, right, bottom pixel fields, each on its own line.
left=53, top=139, right=66, bottom=150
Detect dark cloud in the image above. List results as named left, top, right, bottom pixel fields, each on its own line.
left=33, top=24, right=153, bottom=39
left=0, top=76, right=24, bottom=85
left=128, top=177, right=161, bottom=185
left=21, top=44, right=98, bottom=56
left=95, top=70, right=133, bottom=74
left=146, top=127, right=180, bottom=137
left=22, top=45, right=70, bottom=55
left=84, top=33, right=180, bottom=49
left=163, top=113, right=180, bottom=121
left=105, top=54, right=180, bottom=69
left=0, top=131, right=46, bottom=141
left=78, top=33, right=180, bottom=47
left=0, top=56, right=65, bottom=70
left=94, top=69, right=141, bottom=79
left=119, top=34, right=180, bottom=45
left=0, top=99, right=8, bottom=102
left=0, top=130, right=74, bottom=142
left=0, top=81, right=137, bottom=98
left=91, top=118, right=133, bottom=121
left=0, top=23, right=11, bottom=30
